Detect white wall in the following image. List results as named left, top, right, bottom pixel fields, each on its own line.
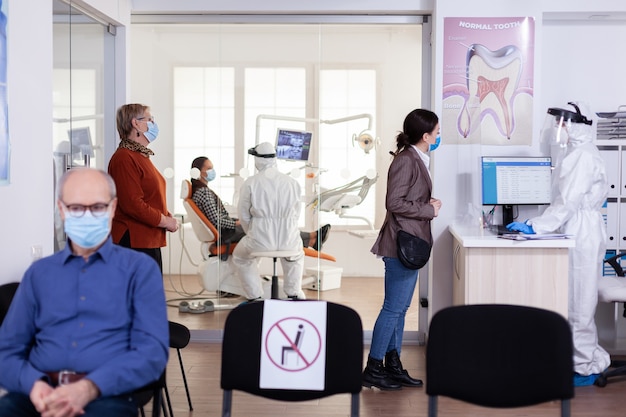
left=0, top=0, right=54, bottom=284
left=0, top=0, right=131, bottom=286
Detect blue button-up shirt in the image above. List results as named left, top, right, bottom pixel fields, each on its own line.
left=0, top=237, right=169, bottom=396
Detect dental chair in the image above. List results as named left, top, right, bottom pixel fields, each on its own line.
left=180, top=180, right=245, bottom=298
left=180, top=180, right=336, bottom=300
left=596, top=252, right=626, bottom=386
left=309, top=174, right=378, bottom=229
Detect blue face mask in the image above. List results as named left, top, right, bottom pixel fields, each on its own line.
left=64, top=211, right=111, bottom=249
left=203, top=168, right=217, bottom=182
left=429, top=135, right=441, bottom=152
left=143, top=121, right=159, bottom=143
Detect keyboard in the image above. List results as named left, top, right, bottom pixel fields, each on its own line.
left=492, top=225, right=520, bottom=236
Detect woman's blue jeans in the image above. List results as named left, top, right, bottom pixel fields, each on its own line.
left=369, top=256, right=419, bottom=360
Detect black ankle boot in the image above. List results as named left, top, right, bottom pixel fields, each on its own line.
left=384, top=349, right=423, bottom=387
left=362, top=356, right=402, bottom=390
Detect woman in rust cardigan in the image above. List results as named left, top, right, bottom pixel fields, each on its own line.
left=362, top=109, right=442, bottom=391
left=107, top=103, right=179, bottom=271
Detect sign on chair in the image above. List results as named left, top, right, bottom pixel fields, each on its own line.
left=260, top=300, right=327, bottom=390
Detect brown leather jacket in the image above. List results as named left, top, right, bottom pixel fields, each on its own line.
left=371, top=146, right=434, bottom=259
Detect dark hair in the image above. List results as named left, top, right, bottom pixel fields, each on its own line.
left=391, top=109, right=439, bottom=156
left=191, top=156, right=208, bottom=195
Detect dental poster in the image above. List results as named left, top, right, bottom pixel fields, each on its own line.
left=442, top=17, right=535, bottom=146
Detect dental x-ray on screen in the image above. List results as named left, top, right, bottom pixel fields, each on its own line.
left=275, top=128, right=312, bottom=162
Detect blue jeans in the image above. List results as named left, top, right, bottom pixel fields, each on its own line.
left=369, top=256, right=419, bottom=360
left=0, top=392, right=137, bottom=417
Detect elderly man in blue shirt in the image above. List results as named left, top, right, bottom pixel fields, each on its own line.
left=0, top=167, right=169, bottom=417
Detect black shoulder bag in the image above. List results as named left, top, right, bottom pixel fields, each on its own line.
left=395, top=225, right=431, bottom=270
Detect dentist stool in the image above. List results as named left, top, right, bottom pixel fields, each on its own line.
left=250, top=249, right=303, bottom=299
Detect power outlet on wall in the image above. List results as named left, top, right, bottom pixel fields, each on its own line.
left=31, top=245, right=42, bottom=262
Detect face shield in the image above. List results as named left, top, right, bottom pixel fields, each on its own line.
left=540, top=102, right=593, bottom=148
left=248, top=142, right=277, bottom=172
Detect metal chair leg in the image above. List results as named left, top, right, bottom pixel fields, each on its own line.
left=163, top=383, right=173, bottom=417
left=177, top=348, right=193, bottom=410
left=271, top=257, right=279, bottom=299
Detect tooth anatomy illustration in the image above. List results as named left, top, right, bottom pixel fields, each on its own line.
left=466, top=44, right=522, bottom=139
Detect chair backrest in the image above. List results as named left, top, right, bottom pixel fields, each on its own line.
left=180, top=179, right=237, bottom=258
left=604, top=252, right=626, bottom=277
left=168, top=320, right=191, bottom=350
left=181, top=179, right=218, bottom=244
left=221, top=300, right=362, bottom=406
left=313, top=174, right=378, bottom=213
left=357, top=174, right=377, bottom=201
left=426, top=304, right=573, bottom=415
left=0, top=282, right=19, bottom=326
left=598, top=252, right=626, bottom=318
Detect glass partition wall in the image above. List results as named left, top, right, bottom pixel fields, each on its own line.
left=52, top=0, right=115, bottom=250
left=131, top=19, right=429, bottom=338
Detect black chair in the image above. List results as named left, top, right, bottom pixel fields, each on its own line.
left=136, top=371, right=167, bottom=417
left=168, top=321, right=193, bottom=410
left=142, top=321, right=192, bottom=417
left=426, top=304, right=574, bottom=417
left=0, top=282, right=19, bottom=325
left=221, top=300, right=363, bottom=417
left=595, top=252, right=626, bottom=387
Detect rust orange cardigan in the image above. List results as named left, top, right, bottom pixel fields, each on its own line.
left=108, top=147, right=167, bottom=249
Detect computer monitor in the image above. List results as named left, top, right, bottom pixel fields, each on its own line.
left=67, top=126, right=94, bottom=159
left=481, top=156, right=552, bottom=225
left=275, top=128, right=312, bottom=162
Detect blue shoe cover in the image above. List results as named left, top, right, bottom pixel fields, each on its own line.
left=573, top=373, right=599, bottom=387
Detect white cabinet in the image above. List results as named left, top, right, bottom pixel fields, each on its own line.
left=596, top=140, right=626, bottom=354
left=598, top=140, right=626, bottom=252
left=599, top=147, right=620, bottom=196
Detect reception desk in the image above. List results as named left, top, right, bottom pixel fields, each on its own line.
left=449, top=223, right=575, bottom=318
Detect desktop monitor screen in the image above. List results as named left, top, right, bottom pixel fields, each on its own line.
left=275, top=128, right=312, bottom=162
left=481, top=156, right=552, bottom=206
left=67, top=126, right=94, bottom=158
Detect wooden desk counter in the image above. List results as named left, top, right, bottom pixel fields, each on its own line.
left=449, top=224, right=574, bottom=318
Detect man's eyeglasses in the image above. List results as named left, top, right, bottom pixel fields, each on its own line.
left=136, top=116, right=155, bottom=123
left=61, top=201, right=113, bottom=218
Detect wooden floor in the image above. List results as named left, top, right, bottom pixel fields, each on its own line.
left=158, top=275, right=626, bottom=417
left=163, top=274, right=419, bottom=332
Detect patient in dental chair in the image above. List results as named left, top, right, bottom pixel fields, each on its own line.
left=190, top=156, right=331, bottom=250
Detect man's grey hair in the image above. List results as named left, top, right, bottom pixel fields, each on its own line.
left=57, top=168, right=117, bottom=201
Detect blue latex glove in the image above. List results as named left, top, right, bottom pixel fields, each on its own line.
left=506, top=221, right=535, bottom=234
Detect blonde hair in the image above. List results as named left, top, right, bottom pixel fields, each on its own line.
left=116, top=104, right=149, bottom=140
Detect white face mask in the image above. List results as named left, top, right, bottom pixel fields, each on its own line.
left=63, top=210, right=111, bottom=249
left=204, top=168, right=217, bottom=182
left=143, top=121, right=159, bottom=142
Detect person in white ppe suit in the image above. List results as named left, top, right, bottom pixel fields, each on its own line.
left=507, top=101, right=610, bottom=386
left=232, top=142, right=306, bottom=301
